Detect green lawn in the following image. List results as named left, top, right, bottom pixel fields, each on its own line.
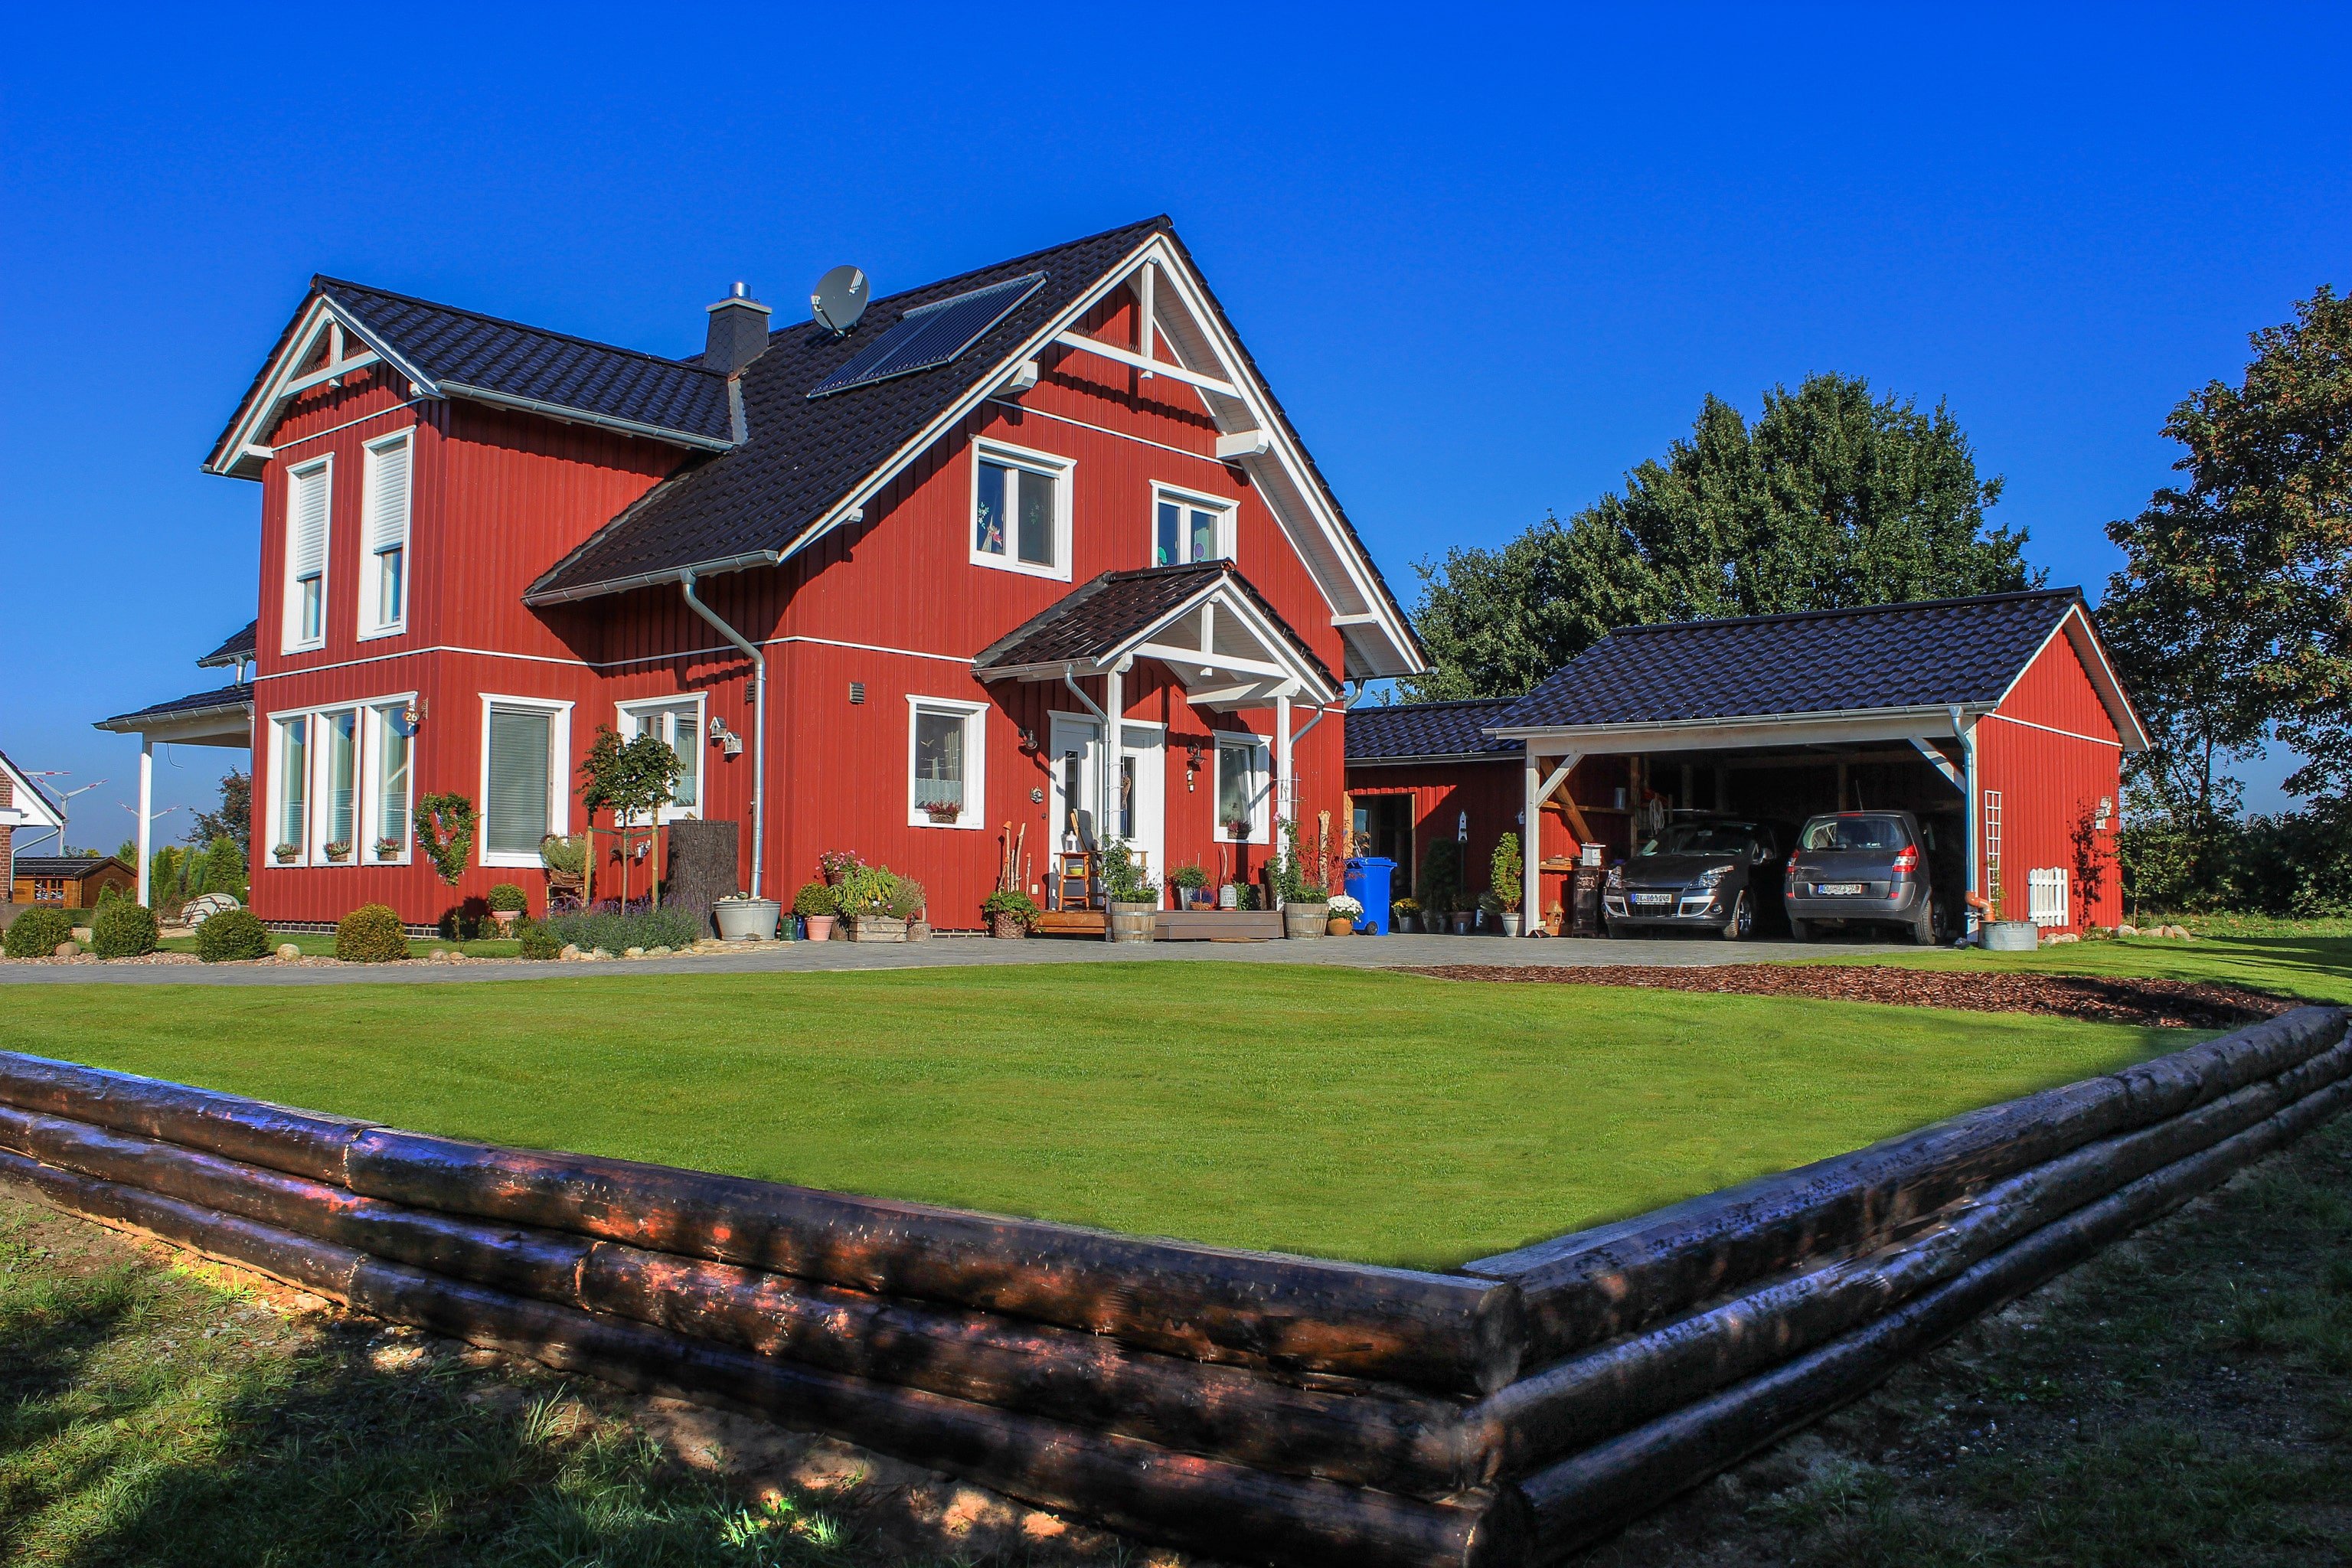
left=1838, top=929, right=2352, bottom=1007
left=0, top=965, right=2185, bottom=1267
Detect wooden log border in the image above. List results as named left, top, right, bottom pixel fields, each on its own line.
left=0, top=1001, right=2342, bottom=1566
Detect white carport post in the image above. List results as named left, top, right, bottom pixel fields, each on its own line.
left=135, top=737, right=153, bottom=907
left=1523, top=743, right=1542, bottom=931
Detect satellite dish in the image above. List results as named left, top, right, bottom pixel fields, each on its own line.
left=812, top=266, right=870, bottom=335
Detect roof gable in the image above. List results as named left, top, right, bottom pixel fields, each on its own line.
left=1494, top=590, right=2142, bottom=744
left=0, top=750, right=65, bottom=831
left=197, top=619, right=257, bottom=669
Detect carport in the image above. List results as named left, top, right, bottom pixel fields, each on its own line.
left=1475, top=590, right=2148, bottom=936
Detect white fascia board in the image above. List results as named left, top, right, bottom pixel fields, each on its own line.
left=1990, top=603, right=2150, bottom=753
left=0, top=759, right=64, bottom=830
left=1486, top=704, right=1997, bottom=754
left=209, top=297, right=443, bottom=479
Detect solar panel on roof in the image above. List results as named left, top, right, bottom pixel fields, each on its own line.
left=806, top=273, right=1048, bottom=399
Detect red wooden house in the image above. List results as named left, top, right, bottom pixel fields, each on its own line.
left=118, top=217, right=1420, bottom=929
left=1346, top=591, right=2145, bottom=935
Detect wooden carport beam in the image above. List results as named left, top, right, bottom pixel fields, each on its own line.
left=1522, top=748, right=1583, bottom=932
left=1909, top=736, right=1966, bottom=792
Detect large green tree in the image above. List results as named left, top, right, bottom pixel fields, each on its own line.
left=1406, top=374, right=2035, bottom=700
left=2104, top=286, right=2352, bottom=812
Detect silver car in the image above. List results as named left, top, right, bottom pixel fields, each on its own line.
left=1783, top=811, right=1945, bottom=945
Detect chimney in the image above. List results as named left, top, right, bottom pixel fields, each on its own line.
left=704, top=282, right=773, bottom=374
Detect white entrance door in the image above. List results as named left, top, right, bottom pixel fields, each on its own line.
left=1049, top=713, right=1101, bottom=853
left=1116, top=723, right=1165, bottom=880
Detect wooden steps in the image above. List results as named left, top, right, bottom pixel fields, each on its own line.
left=1033, top=909, right=1285, bottom=941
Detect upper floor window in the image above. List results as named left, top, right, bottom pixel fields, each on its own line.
left=1153, top=485, right=1233, bottom=567
left=359, top=432, right=412, bottom=638
left=971, top=439, right=1072, bottom=580
left=283, top=457, right=332, bottom=652
left=617, top=696, right=704, bottom=822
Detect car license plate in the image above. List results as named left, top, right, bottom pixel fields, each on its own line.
left=1632, top=893, right=1672, bottom=906
left=1817, top=883, right=1864, bottom=896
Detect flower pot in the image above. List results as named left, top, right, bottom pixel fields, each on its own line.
left=989, top=912, right=1028, bottom=939
left=803, top=913, right=835, bottom=942
left=1108, top=900, right=1157, bottom=944
left=1501, top=912, right=1523, bottom=937
left=1393, top=914, right=1417, bottom=933
left=491, top=909, right=521, bottom=935
left=1981, top=920, right=2038, bottom=952
left=923, top=807, right=962, bottom=825
left=1282, top=901, right=1329, bottom=939
left=713, top=897, right=780, bottom=941
left=1450, top=912, right=1472, bottom=936
left=1325, top=916, right=1353, bottom=936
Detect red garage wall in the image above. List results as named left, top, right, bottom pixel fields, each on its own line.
left=1976, top=625, right=2126, bottom=930
left=1346, top=755, right=1629, bottom=917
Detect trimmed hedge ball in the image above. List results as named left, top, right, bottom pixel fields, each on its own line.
left=195, top=908, right=273, bottom=962
left=518, top=920, right=562, bottom=960
left=4, top=907, right=75, bottom=959
left=335, top=903, right=410, bottom=963
left=90, top=901, right=159, bottom=959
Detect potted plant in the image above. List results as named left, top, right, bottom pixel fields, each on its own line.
left=580, top=724, right=681, bottom=910
left=1326, top=893, right=1363, bottom=936
left=1101, top=839, right=1159, bottom=943
left=791, top=880, right=836, bottom=941
left=838, top=864, right=909, bottom=941
left=1274, top=820, right=1328, bottom=939
left=323, top=840, right=353, bottom=864
left=538, top=832, right=589, bottom=911
left=1225, top=816, right=1253, bottom=842
left=486, top=883, right=528, bottom=933
left=1491, top=832, right=1525, bottom=936
left=273, top=842, right=299, bottom=865
left=893, top=878, right=931, bottom=940
left=1477, top=890, right=1505, bottom=933
left=1390, top=896, right=1420, bottom=933
left=1169, top=861, right=1209, bottom=909
left=1449, top=897, right=1473, bottom=936
left=982, top=887, right=1038, bottom=939
left=373, top=835, right=403, bottom=862
left=922, top=799, right=963, bottom=825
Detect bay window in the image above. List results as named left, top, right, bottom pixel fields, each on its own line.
left=267, top=695, right=416, bottom=867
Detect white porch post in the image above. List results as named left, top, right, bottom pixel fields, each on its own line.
left=1274, top=690, right=1295, bottom=836
left=1523, top=743, right=1542, bottom=933
left=136, top=737, right=153, bottom=908
left=1102, top=662, right=1125, bottom=936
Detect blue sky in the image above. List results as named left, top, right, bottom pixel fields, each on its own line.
left=5, top=3, right=2345, bottom=844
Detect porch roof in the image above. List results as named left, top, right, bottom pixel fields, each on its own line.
left=93, top=682, right=254, bottom=747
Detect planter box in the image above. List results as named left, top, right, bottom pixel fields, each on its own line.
left=1982, top=920, right=2040, bottom=952
left=713, top=898, right=779, bottom=942
left=1282, top=902, right=1329, bottom=939
left=844, top=916, right=907, bottom=943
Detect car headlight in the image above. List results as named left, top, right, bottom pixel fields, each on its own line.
left=1605, top=867, right=1623, bottom=890
left=1694, top=864, right=1737, bottom=885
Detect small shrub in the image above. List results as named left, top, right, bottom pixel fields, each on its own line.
left=543, top=906, right=701, bottom=954
left=486, top=882, right=528, bottom=913
left=194, top=908, right=272, bottom=962
left=886, top=878, right=927, bottom=920
left=517, top=920, right=563, bottom=960
left=835, top=863, right=900, bottom=915
left=1490, top=832, right=1524, bottom=913
left=335, top=903, right=410, bottom=963
left=793, top=881, right=839, bottom=917
left=1169, top=861, right=1208, bottom=891
left=538, top=834, right=588, bottom=877
left=980, top=887, right=1038, bottom=926
left=4, top=908, right=75, bottom=959
left=90, top=901, right=159, bottom=959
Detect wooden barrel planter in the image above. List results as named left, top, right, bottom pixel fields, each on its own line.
left=1284, top=900, right=1330, bottom=939
left=0, top=1005, right=2343, bottom=1566
left=1107, top=900, right=1158, bottom=943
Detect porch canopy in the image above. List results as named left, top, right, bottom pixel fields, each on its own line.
left=1483, top=591, right=2146, bottom=929
left=973, top=560, right=1338, bottom=844
left=95, top=681, right=254, bottom=904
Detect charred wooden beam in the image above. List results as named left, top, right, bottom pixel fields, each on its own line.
left=1468, top=1007, right=2347, bottom=1361
left=344, top=1126, right=1524, bottom=1394
left=0, top=1050, right=371, bottom=1185
left=1519, top=1069, right=2352, bottom=1560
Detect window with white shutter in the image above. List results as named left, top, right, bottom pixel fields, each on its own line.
left=359, top=433, right=411, bottom=637
left=283, top=458, right=332, bottom=651
left=480, top=697, right=570, bottom=866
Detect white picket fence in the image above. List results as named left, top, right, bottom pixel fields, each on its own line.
left=2027, top=867, right=2070, bottom=927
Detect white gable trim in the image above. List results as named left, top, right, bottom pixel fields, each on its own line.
left=0, top=753, right=65, bottom=832
left=208, top=297, right=423, bottom=479
left=1991, top=603, right=2149, bottom=753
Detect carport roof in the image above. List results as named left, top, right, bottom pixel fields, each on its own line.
left=1490, top=590, right=2138, bottom=741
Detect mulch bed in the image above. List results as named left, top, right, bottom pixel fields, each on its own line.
left=1398, top=963, right=2297, bottom=1029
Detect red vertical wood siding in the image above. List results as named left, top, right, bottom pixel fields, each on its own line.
left=1344, top=756, right=1627, bottom=916
left=1975, top=621, right=2125, bottom=929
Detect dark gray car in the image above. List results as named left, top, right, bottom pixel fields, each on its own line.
left=1602, top=816, right=1790, bottom=940
left=1783, top=810, right=1946, bottom=944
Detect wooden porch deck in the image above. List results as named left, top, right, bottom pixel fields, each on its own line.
left=1034, top=909, right=1286, bottom=941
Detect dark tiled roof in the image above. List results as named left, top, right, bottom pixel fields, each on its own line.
left=973, top=560, right=1336, bottom=688
left=95, top=682, right=255, bottom=732
left=320, top=278, right=734, bottom=447
left=1344, top=697, right=1517, bottom=761
left=1495, top=591, right=2085, bottom=730
left=196, top=620, right=256, bottom=668
left=11, top=857, right=126, bottom=880
left=528, top=218, right=1171, bottom=603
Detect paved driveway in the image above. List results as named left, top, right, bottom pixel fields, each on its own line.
left=0, top=930, right=1918, bottom=986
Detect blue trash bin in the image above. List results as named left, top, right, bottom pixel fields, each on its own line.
left=1344, top=857, right=1396, bottom=935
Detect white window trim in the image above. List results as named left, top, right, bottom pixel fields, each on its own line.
left=1149, top=482, right=1236, bottom=568
left=282, top=454, right=333, bottom=654
left=263, top=690, right=417, bottom=869
left=906, top=695, right=988, bottom=830
left=357, top=430, right=412, bottom=642
left=616, top=693, right=707, bottom=824
left=1214, top=733, right=1272, bottom=844
left=366, top=697, right=419, bottom=864
left=307, top=704, right=364, bottom=863
left=969, top=437, right=1073, bottom=582
left=264, top=707, right=312, bottom=867
left=478, top=693, right=573, bottom=868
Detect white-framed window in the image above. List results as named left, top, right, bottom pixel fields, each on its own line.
left=970, top=439, right=1072, bottom=580
left=617, top=694, right=704, bottom=822
left=906, top=696, right=987, bottom=829
left=358, top=431, right=412, bottom=638
left=315, top=707, right=359, bottom=858
left=1152, top=484, right=1234, bottom=567
left=368, top=701, right=416, bottom=862
left=479, top=694, right=572, bottom=867
left=270, top=714, right=310, bottom=863
left=282, top=456, right=332, bottom=652
left=1215, top=734, right=1270, bottom=844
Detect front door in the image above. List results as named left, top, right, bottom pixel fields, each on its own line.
left=1049, top=714, right=1100, bottom=853
left=1117, top=723, right=1165, bottom=883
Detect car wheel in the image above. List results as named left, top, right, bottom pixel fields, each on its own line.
left=1909, top=896, right=1936, bottom=946
left=1720, top=890, right=1750, bottom=941
left=1788, top=917, right=1815, bottom=942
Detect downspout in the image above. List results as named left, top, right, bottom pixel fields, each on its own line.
left=1952, top=704, right=1977, bottom=942
left=1060, top=663, right=1109, bottom=847
left=681, top=570, right=765, bottom=900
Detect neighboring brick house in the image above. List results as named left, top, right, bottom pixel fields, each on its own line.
left=105, top=217, right=1423, bottom=929
left=0, top=750, right=67, bottom=896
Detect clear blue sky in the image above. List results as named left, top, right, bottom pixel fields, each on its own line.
left=5, top=3, right=2344, bottom=846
